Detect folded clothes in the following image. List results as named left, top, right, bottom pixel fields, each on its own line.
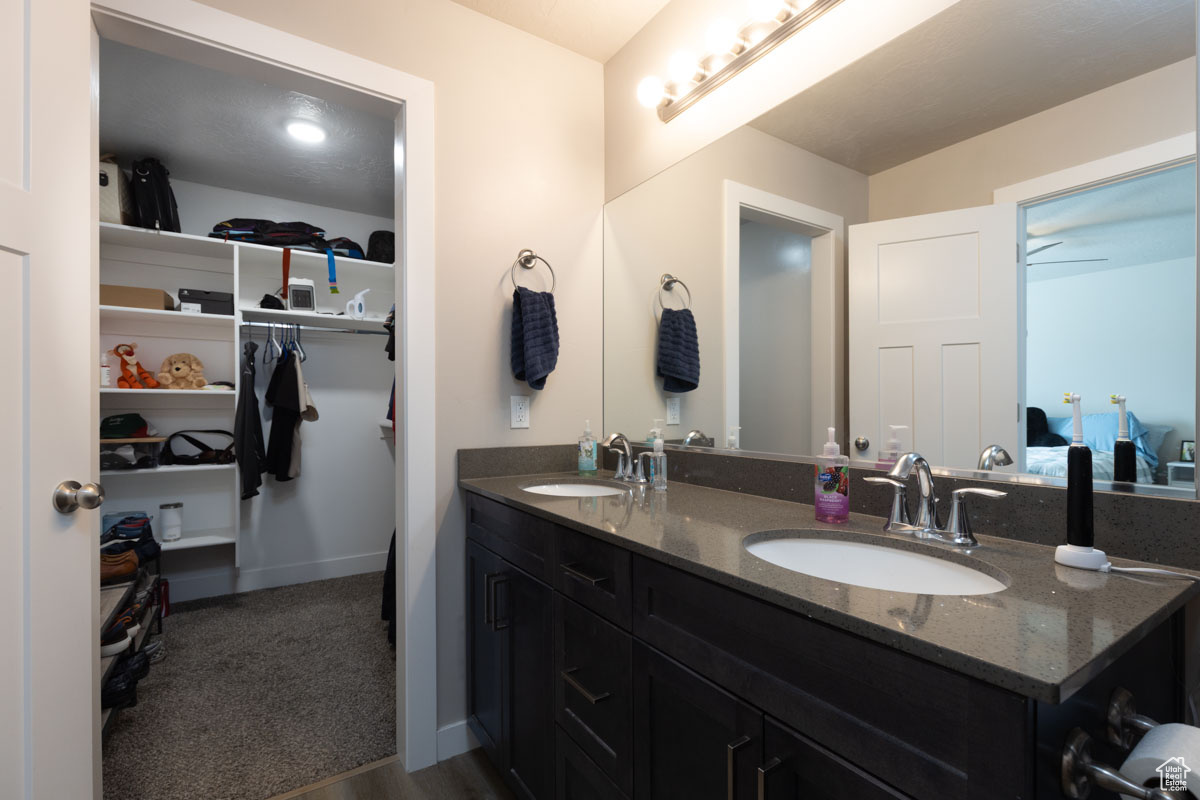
left=511, top=287, right=559, bottom=390
left=656, top=308, right=700, bottom=393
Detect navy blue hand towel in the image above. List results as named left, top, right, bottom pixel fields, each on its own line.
left=511, top=287, right=559, bottom=390
left=657, top=307, right=700, bottom=393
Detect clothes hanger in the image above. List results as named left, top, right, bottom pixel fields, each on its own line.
left=294, top=325, right=307, bottom=362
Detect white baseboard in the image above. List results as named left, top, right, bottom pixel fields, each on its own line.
left=167, top=551, right=389, bottom=603
left=437, top=720, right=479, bottom=762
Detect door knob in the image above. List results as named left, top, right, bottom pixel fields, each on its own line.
left=854, top=436, right=870, bottom=451
left=52, top=480, right=105, bottom=514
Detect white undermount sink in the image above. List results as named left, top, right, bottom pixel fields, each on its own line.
left=745, top=535, right=1008, bottom=596
left=521, top=481, right=629, bottom=498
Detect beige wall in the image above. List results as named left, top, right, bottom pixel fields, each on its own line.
left=869, top=58, right=1197, bottom=220
left=604, top=126, right=866, bottom=443
left=193, top=0, right=604, bottom=730
left=604, top=0, right=957, bottom=201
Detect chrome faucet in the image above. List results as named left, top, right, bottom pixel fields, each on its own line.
left=977, top=444, right=1013, bottom=471
left=681, top=429, right=709, bottom=448
left=886, top=452, right=939, bottom=533
left=601, top=433, right=634, bottom=481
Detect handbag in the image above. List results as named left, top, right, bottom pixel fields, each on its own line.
left=159, top=430, right=236, bottom=466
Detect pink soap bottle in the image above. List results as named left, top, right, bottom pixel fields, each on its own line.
left=814, top=427, right=850, bottom=524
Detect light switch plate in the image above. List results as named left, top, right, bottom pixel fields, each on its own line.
left=510, top=396, right=530, bottom=429
left=666, top=397, right=681, bottom=425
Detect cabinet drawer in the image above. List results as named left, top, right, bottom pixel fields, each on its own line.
left=555, top=595, right=633, bottom=796
left=466, top=492, right=554, bottom=583
left=632, top=556, right=1030, bottom=800
left=760, top=717, right=909, bottom=799
left=556, top=727, right=629, bottom=800
left=555, top=527, right=631, bottom=629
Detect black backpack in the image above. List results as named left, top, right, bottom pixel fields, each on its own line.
left=130, top=157, right=181, bottom=232
left=368, top=230, right=394, bottom=263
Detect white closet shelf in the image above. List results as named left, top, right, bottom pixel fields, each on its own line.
left=100, top=463, right=236, bottom=478
left=101, top=305, right=235, bottom=330
left=100, top=222, right=233, bottom=261
left=235, top=238, right=393, bottom=272
left=240, top=307, right=390, bottom=332
left=160, top=527, right=236, bottom=552
left=100, top=388, right=236, bottom=409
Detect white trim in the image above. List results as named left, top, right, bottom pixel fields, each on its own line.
left=165, top=551, right=390, bottom=603
left=722, top=181, right=845, bottom=452
left=436, top=720, right=480, bottom=762
left=993, top=133, right=1196, bottom=205
left=89, top=0, right=439, bottom=772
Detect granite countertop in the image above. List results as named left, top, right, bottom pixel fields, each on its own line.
left=460, top=471, right=1200, bottom=704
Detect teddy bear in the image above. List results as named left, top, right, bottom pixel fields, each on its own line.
left=157, top=353, right=207, bottom=390
left=112, top=343, right=159, bottom=389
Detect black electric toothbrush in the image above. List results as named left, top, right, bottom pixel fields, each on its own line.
left=1111, top=394, right=1137, bottom=483
left=1055, top=393, right=1109, bottom=570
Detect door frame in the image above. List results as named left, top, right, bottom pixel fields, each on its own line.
left=722, top=180, right=845, bottom=453
left=89, top=0, right=439, bottom=778
left=994, top=133, right=1197, bottom=496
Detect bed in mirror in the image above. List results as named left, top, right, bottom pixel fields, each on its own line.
left=602, top=0, right=1198, bottom=498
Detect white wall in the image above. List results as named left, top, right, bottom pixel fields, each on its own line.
left=193, top=0, right=605, bottom=736
left=604, top=126, right=866, bottom=444
left=604, top=0, right=957, bottom=200
left=172, top=179, right=394, bottom=253
left=1026, top=257, right=1196, bottom=468
left=868, top=58, right=1197, bottom=221
left=738, top=221, right=812, bottom=455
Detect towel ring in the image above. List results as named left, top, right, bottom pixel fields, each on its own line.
left=657, top=273, right=692, bottom=311
left=511, top=249, right=556, bottom=294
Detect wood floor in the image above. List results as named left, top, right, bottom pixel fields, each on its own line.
left=270, top=750, right=514, bottom=800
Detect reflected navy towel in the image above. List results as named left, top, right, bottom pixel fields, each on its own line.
left=657, top=308, right=699, bottom=393
left=511, top=287, right=559, bottom=390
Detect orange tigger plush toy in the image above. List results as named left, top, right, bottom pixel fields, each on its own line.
left=112, top=343, right=159, bottom=389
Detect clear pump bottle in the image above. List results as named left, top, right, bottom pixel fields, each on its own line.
left=814, top=427, right=850, bottom=524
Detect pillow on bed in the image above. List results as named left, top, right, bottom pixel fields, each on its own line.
left=1045, top=412, right=1165, bottom=468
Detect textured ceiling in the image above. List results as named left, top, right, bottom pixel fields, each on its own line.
left=1025, top=162, right=1195, bottom=281
left=750, top=0, right=1196, bottom=176
left=447, top=0, right=670, bottom=62
left=98, top=39, right=395, bottom=218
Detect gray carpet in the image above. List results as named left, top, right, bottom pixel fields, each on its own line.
left=104, top=573, right=397, bottom=800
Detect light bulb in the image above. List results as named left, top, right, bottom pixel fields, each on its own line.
left=667, top=51, right=699, bottom=85
left=286, top=121, right=326, bottom=144
left=748, top=0, right=784, bottom=21
left=636, top=76, right=666, bottom=109
left=704, top=18, right=740, bottom=54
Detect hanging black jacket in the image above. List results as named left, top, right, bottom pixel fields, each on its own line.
left=235, top=341, right=267, bottom=499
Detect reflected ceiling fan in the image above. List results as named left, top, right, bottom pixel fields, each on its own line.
left=1025, top=240, right=1109, bottom=266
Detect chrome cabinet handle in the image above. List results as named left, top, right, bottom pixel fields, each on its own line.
left=561, top=562, right=607, bottom=586
left=492, top=575, right=510, bottom=630
left=52, top=480, right=105, bottom=514
left=560, top=667, right=611, bottom=704
left=757, top=757, right=785, bottom=800
left=483, top=572, right=499, bottom=629
left=727, top=735, right=752, bottom=800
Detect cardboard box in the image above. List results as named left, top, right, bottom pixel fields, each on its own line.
left=100, top=284, right=174, bottom=311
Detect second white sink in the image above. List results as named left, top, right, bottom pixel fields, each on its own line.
left=522, top=481, right=629, bottom=498
left=745, top=535, right=1007, bottom=596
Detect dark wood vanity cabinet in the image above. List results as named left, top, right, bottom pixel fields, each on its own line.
left=465, top=491, right=1183, bottom=800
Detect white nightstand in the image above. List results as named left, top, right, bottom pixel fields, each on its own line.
left=1167, top=461, right=1195, bottom=490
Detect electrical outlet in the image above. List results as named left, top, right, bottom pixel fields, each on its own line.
left=510, top=396, right=530, bottom=429
left=666, top=398, right=681, bottom=425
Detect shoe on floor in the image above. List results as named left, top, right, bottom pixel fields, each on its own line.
left=123, top=650, right=150, bottom=681
left=101, top=620, right=131, bottom=658
left=100, top=550, right=138, bottom=584
left=101, top=669, right=138, bottom=710
left=143, top=638, right=166, bottom=664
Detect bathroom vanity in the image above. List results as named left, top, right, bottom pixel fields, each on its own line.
left=461, top=472, right=1196, bottom=800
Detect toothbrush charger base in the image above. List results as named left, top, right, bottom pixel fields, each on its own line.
left=1055, top=544, right=1110, bottom=571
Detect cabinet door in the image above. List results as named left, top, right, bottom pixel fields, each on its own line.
left=504, top=566, right=554, bottom=799
left=633, top=643, right=762, bottom=800
left=758, top=718, right=909, bottom=800
left=466, top=540, right=506, bottom=767
left=557, top=727, right=629, bottom=800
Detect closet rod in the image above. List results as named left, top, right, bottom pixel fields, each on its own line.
left=239, top=321, right=389, bottom=337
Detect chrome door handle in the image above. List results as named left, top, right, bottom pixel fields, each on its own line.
left=52, top=480, right=105, bottom=514
left=727, top=735, right=752, bottom=800
left=757, top=756, right=785, bottom=800
left=561, top=667, right=611, bottom=704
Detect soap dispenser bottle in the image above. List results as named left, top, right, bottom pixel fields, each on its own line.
left=876, top=425, right=908, bottom=468
left=814, top=427, right=850, bottom=524
left=1110, top=394, right=1137, bottom=483
left=578, top=420, right=598, bottom=477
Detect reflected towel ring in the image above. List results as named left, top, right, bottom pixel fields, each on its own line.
left=657, top=273, right=692, bottom=311
left=511, top=249, right=556, bottom=294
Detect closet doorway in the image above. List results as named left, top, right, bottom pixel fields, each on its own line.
left=5, top=1, right=434, bottom=797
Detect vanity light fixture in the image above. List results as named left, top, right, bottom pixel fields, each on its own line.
left=639, top=0, right=844, bottom=122
left=286, top=120, right=326, bottom=144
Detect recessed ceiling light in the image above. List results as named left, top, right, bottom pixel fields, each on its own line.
left=287, top=121, right=326, bottom=144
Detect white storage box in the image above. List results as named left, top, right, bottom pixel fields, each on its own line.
left=99, top=160, right=134, bottom=225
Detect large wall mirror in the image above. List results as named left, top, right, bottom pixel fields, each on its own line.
left=603, top=0, right=1198, bottom=499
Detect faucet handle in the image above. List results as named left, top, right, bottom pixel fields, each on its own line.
left=864, top=476, right=910, bottom=531
left=944, top=487, right=1006, bottom=546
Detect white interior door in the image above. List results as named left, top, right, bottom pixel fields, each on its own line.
left=848, top=204, right=1019, bottom=471
left=0, top=1, right=98, bottom=797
